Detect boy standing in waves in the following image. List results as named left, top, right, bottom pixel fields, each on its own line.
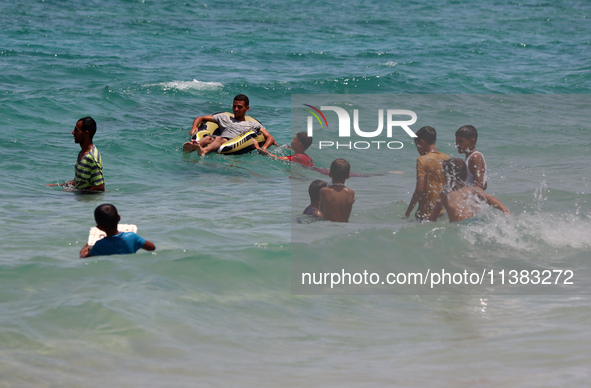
left=48, top=116, right=105, bottom=192
left=404, top=126, right=450, bottom=221
left=455, top=125, right=487, bottom=190
left=319, top=158, right=355, bottom=222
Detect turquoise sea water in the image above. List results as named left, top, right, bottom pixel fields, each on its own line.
left=1, top=0, right=591, bottom=386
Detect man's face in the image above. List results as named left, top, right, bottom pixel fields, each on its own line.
left=72, top=121, right=85, bottom=144
left=232, top=100, right=249, bottom=119
left=455, top=136, right=475, bottom=154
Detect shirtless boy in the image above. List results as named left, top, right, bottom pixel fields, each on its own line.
left=319, top=158, right=355, bottom=222
left=455, top=125, right=487, bottom=190
left=303, top=179, right=328, bottom=217
left=428, top=158, right=509, bottom=222
left=183, top=94, right=276, bottom=156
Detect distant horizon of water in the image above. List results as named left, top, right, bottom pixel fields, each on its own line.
left=1, top=0, right=591, bottom=386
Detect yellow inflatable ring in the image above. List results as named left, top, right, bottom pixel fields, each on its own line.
left=191, top=112, right=266, bottom=155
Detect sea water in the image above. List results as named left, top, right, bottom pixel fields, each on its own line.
left=1, top=0, right=590, bottom=386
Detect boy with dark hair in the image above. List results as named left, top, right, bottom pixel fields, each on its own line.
left=79, top=204, right=155, bottom=258
left=233, top=93, right=249, bottom=106
left=404, top=126, right=450, bottom=220
left=183, top=94, right=276, bottom=156
left=455, top=125, right=487, bottom=190
left=254, top=131, right=315, bottom=167
left=319, top=158, right=355, bottom=222
left=428, top=158, right=509, bottom=222
left=48, top=116, right=105, bottom=192
left=303, top=179, right=328, bottom=217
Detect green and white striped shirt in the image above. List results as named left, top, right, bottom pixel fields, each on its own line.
left=75, top=146, right=104, bottom=190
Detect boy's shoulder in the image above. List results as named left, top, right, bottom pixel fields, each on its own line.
left=322, top=184, right=355, bottom=197
left=322, top=183, right=350, bottom=190
left=432, top=151, right=450, bottom=159
left=87, top=224, right=137, bottom=247
left=417, top=152, right=450, bottom=171
left=418, top=151, right=449, bottom=161
left=468, top=150, right=486, bottom=160
left=118, top=231, right=140, bottom=238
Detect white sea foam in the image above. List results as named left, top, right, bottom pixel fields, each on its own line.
left=152, top=79, right=223, bottom=91
left=459, top=210, right=591, bottom=252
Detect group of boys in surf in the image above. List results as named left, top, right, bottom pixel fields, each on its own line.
left=51, top=94, right=509, bottom=230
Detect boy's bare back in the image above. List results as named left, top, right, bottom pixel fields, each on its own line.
left=434, top=186, right=509, bottom=222
left=439, top=186, right=483, bottom=222
left=319, top=184, right=355, bottom=222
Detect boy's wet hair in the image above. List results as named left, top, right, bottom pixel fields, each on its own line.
left=94, top=204, right=119, bottom=230
left=78, top=116, right=97, bottom=140
left=330, top=158, right=351, bottom=181
left=443, top=158, right=468, bottom=183
left=415, top=126, right=437, bottom=145
left=233, top=94, right=249, bottom=107
left=308, top=179, right=328, bottom=202
left=296, top=131, right=313, bottom=150
left=455, top=125, right=478, bottom=141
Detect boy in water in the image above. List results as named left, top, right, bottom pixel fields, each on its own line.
left=404, top=126, right=450, bottom=220
left=319, top=159, right=355, bottom=222
left=455, top=125, right=487, bottom=190
left=183, top=94, right=276, bottom=156
left=255, top=132, right=403, bottom=178
left=254, top=131, right=315, bottom=167
left=428, top=158, right=509, bottom=222
left=79, top=204, right=156, bottom=258
left=303, top=179, right=328, bottom=217
left=48, top=116, right=105, bottom=192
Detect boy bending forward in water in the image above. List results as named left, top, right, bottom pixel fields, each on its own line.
left=428, top=158, right=509, bottom=222
left=320, top=158, right=355, bottom=222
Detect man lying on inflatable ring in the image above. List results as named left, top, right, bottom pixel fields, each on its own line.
left=182, top=94, right=276, bottom=156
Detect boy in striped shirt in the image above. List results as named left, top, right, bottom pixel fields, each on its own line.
left=49, top=116, right=104, bottom=192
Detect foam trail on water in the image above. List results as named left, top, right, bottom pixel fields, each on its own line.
left=149, top=79, right=224, bottom=91
left=458, top=209, right=591, bottom=252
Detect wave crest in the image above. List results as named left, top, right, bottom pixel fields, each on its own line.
left=151, top=79, right=223, bottom=91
